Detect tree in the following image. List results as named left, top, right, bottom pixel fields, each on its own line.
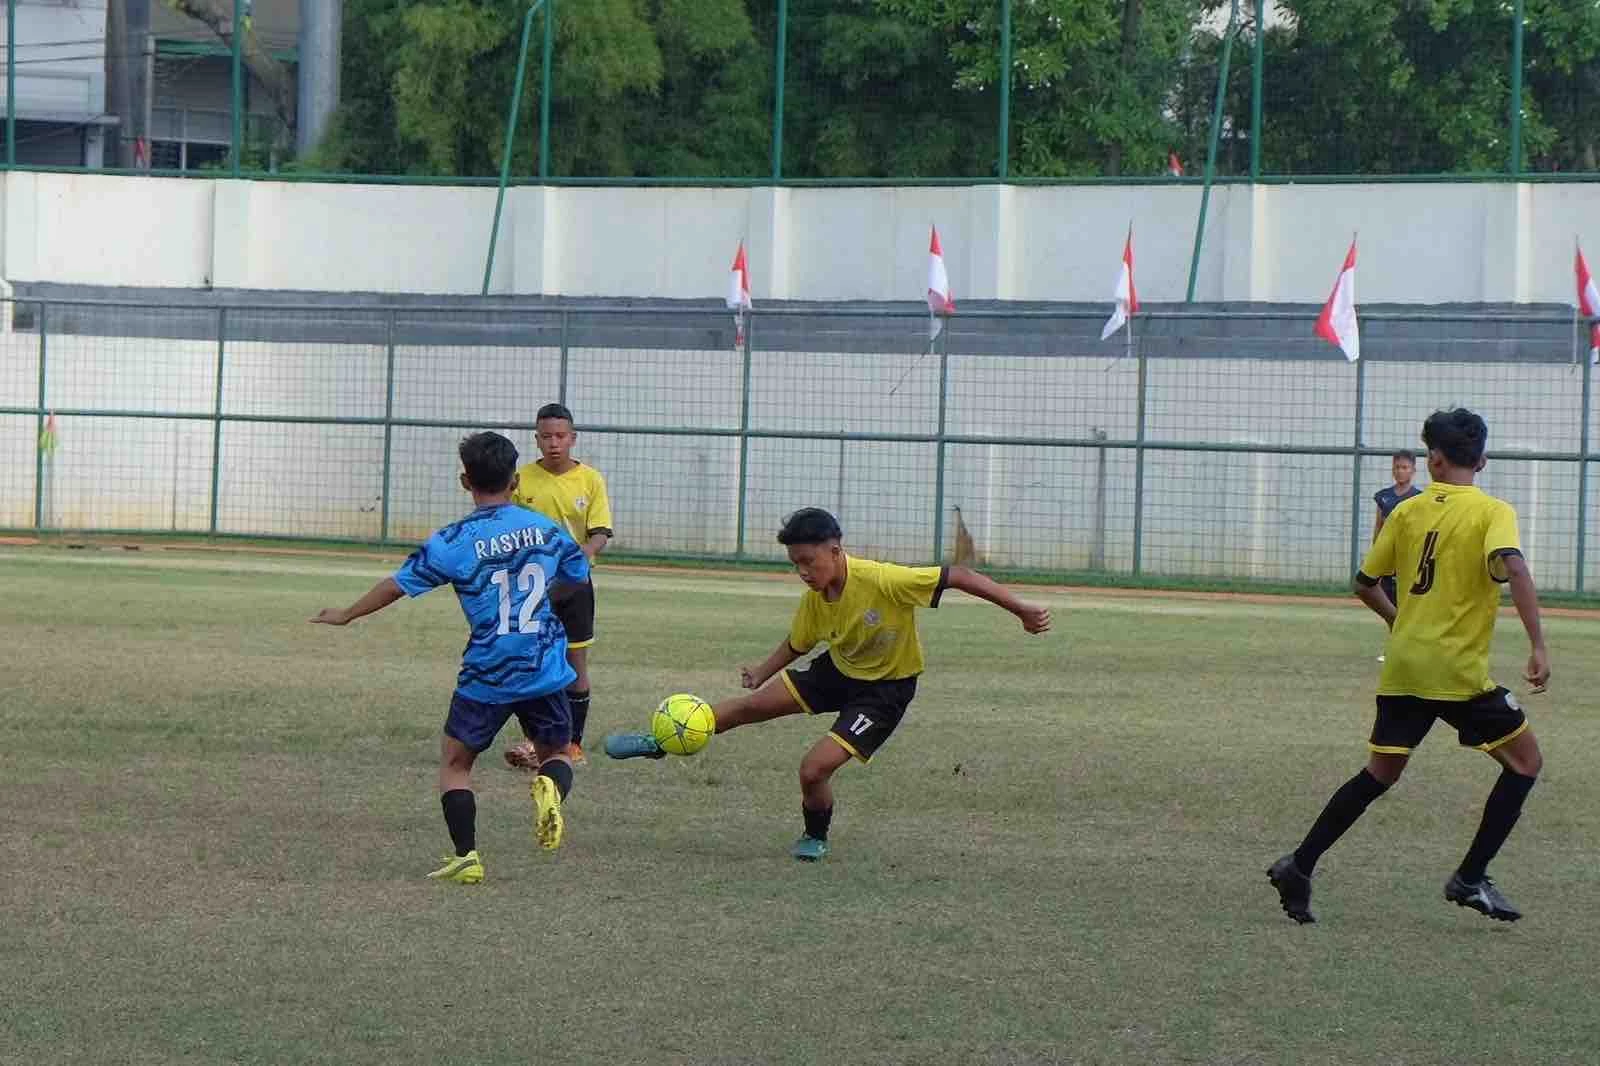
left=874, top=0, right=1208, bottom=177
left=163, top=0, right=298, bottom=149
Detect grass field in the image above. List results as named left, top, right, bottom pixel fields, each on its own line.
left=3, top=547, right=1598, bottom=1065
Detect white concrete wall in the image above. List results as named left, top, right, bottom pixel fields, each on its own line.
left=6, top=172, right=1600, bottom=302
left=3, top=173, right=215, bottom=288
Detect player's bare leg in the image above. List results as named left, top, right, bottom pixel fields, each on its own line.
left=1447, top=727, right=1541, bottom=921
left=711, top=677, right=804, bottom=733
left=430, top=735, right=484, bottom=883
left=792, top=736, right=852, bottom=862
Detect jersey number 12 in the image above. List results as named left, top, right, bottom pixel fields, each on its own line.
left=490, top=563, right=547, bottom=635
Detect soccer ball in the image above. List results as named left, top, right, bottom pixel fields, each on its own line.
left=652, top=694, right=715, bottom=756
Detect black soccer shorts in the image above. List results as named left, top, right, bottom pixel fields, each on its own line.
left=1369, top=687, right=1528, bottom=755
left=781, top=652, right=917, bottom=763
left=554, top=578, right=595, bottom=649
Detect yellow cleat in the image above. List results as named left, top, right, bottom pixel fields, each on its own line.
left=427, top=850, right=484, bottom=884
left=532, top=776, right=564, bottom=851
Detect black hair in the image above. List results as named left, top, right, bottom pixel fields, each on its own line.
left=536, top=402, right=575, bottom=425
left=1421, top=408, right=1488, bottom=468
left=459, top=431, right=519, bottom=492
left=777, top=507, right=843, bottom=546
left=1392, top=449, right=1416, bottom=463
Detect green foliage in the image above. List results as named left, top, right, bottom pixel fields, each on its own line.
left=305, top=0, right=1600, bottom=178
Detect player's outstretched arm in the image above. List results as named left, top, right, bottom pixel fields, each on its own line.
left=1502, top=554, right=1551, bottom=691
left=740, top=639, right=803, bottom=690
left=946, top=566, right=1051, bottom=634
left=310, top=577, right=404, bottom=626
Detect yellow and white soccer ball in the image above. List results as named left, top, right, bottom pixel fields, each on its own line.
left=652, top=694, right=715, bottom=756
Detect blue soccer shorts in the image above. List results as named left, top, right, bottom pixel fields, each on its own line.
left=445, top=690, right=571, bottom=753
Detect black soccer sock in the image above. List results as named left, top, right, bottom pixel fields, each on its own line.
left=568, top=689, right=591, bottom=746
left=441, top=789, right=476, bottom=857
left=539, top=758, right=575, bottom=801
left=1457, top=769, right=1537, bottom=883
left=802, top=804, right=833, bottom=842
left=1293, top=769, right=1390, bottom=874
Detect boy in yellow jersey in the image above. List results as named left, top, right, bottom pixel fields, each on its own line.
left=603, top=507, right=1052, bottom=861
left=504, top=403, right=613, bottom=768
left=1269, top=408, right=1551, bottom=924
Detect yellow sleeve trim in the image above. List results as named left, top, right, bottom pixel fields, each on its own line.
left=780, top=671, right=818, bottom=716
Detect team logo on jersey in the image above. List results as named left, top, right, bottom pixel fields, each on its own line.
left=574, top=496, right=589, bottom=510
left=863, top=609, right=881, bottom=627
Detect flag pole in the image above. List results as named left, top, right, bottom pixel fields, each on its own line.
left=1575, top=236, right=1583, bottom=369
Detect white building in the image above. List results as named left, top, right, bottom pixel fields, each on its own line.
left=0, top=0, right=113, bottom=167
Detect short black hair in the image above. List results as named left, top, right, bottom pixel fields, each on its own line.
left=1421, top=408, right=1488, bottom=468
left=536, top=402, right=574, bottom=425
left=459, top=431, right=519, bottom=492
left=1392, top=449, right=1417, bottom=463
left=777, top=507, right=843, bottom=546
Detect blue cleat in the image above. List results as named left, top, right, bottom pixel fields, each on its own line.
left=604, top=733, right=666, bottom=760
left=790, top=835, right=830, bottom=862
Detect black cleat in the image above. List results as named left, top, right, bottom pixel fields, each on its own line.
left=1267, top=854, right=1316, bottom=924
left=1445, top=873, right=1522, bottom=922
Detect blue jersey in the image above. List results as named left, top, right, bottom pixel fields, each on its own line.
left=393, top=503, right=590, bottom=703
left=1374, top=484, right=1424, bottom=519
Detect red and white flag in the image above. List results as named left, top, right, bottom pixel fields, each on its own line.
left=1314, top=238, right=1360, bottom=362
left=1100, top=227, right=1140, bottom=341
left=727, top=241, right=753, bottom=349
left=927, top=225, right=954, bottom=340
left=1575, top=243, right=1600, bottom=365
left=1166, top=152, right=1184, bottom=177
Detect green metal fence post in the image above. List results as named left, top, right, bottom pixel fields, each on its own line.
left=230, top=0, right=243, bottom=177
left=7, top=0, right=16, bottom=167
left=209, top=309, right=227, bottom=536
left=1132, top=348, right=1147, bottom=575
left=1509, top=0, right=1524, bottom=176
left=557, top=309, right=570, bottom=405
left=483, top=1, right=540, bottom=296
left=1250, top=0, right=1264, bottom=180
left=1348, top=356, right=1367, bottom=578
left=998, top=0, right=1012, bottom=180
left=771, top=0, right=788, bottom=181
left=379, top=310, right=397, bottom=545
left=539, top=0, right=554, bottom=181
left=32, top=302, right=46, bottom=530
left=734, top=319, right=754, bottom=558
left=1186, top=1, right=1240, bottom=302
left=932, top=335, right=950, bottom=562
left=1577, top=348, right=1592, bottom=594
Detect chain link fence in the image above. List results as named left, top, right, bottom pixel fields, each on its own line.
left=2, top=299, right=1594, bottom=595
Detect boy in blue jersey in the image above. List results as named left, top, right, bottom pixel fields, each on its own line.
left=311, top=431, right=591, bottom=884
left=1373, top=450, right=1425, bottom=604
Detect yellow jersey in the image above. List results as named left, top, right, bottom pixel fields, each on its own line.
left=510, top=461, right=613, bottom=548
left=1359, top=481, right=1522, bottom=701
left=787, top=556, right=948, bottom=681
